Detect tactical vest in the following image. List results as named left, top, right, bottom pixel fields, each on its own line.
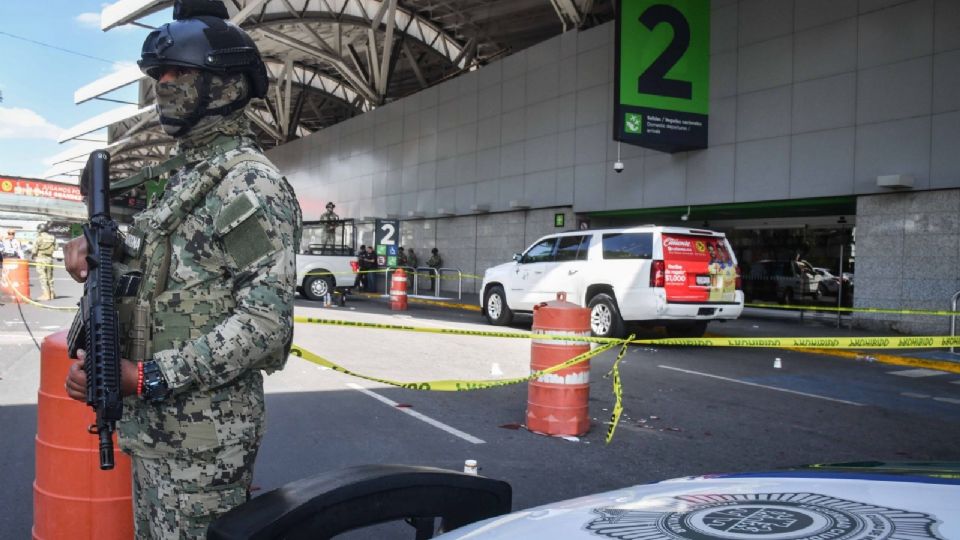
left=115, top=136, right=292, bottom=373
left=33, top=233, right=56, bottom=258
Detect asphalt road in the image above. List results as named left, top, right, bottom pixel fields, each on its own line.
left=2, top=266, right=959, bottom=538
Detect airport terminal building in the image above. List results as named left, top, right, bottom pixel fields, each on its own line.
left=61, top=0, right=960, bottom=334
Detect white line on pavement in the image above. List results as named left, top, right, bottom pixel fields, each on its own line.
left=887, top=368, right=947, bottom=378
left=658, top=365, right=864, bottom=406
left=933, top=397, right=960, bottom=405
left=346, top=382, right=486, bottom=444
left=900, top=392, right=931, bottom=399
left=951, top=380, right=960, bottom=385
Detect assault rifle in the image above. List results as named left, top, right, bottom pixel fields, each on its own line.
left=67, top=150, right=122, bottom=470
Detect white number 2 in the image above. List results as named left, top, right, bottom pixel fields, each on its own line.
left=381, top=223, right=396, bottom=245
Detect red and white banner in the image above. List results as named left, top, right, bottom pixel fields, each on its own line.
left=0, top=177, right=82, bottom=203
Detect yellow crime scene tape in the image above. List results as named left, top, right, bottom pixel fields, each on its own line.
left=292, top=316, right=960, bottom=442
left=745, top=302, right=960, bottom=317
left=294, top=316, right=960, bottom=349
left=0, top=273, right=78, bottom=311
left=290, top=341, right=624, bottom=442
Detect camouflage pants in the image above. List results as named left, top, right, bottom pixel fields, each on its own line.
left=131, top=443, right=258, bottom=539
left=36, top=256, right=54, bottom=298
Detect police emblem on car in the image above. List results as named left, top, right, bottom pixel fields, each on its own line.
left=583, top=493, right=942, bottom=540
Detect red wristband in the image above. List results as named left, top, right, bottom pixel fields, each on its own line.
left=137, top=362, right=144, bottom=397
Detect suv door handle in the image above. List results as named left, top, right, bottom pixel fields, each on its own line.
left=568, top=269, right=578, bottom=275
left=533, top=271, right=543, bottom=275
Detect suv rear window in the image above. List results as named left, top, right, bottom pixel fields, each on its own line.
left=602, top=233, right=653, bottom=260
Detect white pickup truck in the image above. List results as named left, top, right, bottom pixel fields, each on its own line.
left=295, top=219, right=358, bottom=302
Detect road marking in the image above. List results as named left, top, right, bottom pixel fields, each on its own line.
left=901, top=392, right=931, bottom=399
left=951, top=380, right=960, bottom=385
left=887, top=368, right=947, bottom=378
left=933, top=397, right=960, bottom=405
left=658, top=365, right=864, bottom=406
left=346, top=382, right=486, bottom=444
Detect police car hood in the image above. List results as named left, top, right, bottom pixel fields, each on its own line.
left=438, top=471, right=960, bottom=539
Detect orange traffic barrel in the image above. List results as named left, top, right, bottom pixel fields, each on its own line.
left=390, top=268, right=408, bottom=311
left=526, top=292, right=592, bottom=436
left=1, top=258, right=30, bottom=302
left=34, top=330, right=133, bottom=540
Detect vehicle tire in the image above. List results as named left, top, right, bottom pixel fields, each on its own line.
left=780, top=288, right=794, bottom=305
left=588, top=293, right=625, bottom=339
left=484, top=285, right=513, bottom=325
left=303, top=274, right=335, bottom=302
left=666, top=321, right=708, bottom=338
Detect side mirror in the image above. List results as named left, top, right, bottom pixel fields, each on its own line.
left=512, top=253, right=522, bottom=263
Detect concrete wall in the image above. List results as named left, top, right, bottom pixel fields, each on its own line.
left=854, top=189, right=960, bottom=334
left=268, top=0, right=960, bottom=316
left=387, top=207, right=574, bottom=295
left=270, top=0, right=960, bottom=221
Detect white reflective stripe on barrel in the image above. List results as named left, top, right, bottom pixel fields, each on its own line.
left=532, top=371, right=590, bottom=385
left=531, top=329, right=591, bottom=346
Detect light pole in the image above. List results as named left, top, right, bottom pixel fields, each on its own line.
left=837, top=216, right=847, bottom=328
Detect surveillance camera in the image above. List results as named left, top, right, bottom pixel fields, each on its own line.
left=613, top=161, right=624, bottom=173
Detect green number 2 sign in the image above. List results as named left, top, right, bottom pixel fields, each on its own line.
left=614, top=0, right=709, bottom=152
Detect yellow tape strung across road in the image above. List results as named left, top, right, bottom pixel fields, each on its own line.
left=0, top=274, right=78, bottom=311
left=604, top=336, right=634, bottom=444
left=352, top=292, right=481, bottom=312
left=291, top=341, right=617, bottom=392
left=746, top=302, right=960, bottom=317
left=294, top=316, right=960, bottom=349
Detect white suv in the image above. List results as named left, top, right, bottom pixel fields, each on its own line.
left=480, top=226, right=744, bottom=338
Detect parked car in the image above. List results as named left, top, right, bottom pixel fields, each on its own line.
left=207, top=462, right=960, bottom=540
left=744, top=259, right=820, bottom=304
left=440, top=462, right=960, bottom=539
left=480, top=226, right=744, bottom=338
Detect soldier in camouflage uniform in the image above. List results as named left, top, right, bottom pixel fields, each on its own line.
left=320, top=201, right=339, bottom=249
left=64, top=2, right=302, bottom=538
left=33, top=222, right=57, bottom=300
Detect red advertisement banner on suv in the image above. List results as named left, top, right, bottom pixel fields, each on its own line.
left=662, top=233, right=737, bottom=303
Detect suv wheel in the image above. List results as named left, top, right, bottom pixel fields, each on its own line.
left=484, top=285, right=513, bottom=325
left=303, top=275, right=334, bottom=302
left=588, top=293, right=625, bottom=338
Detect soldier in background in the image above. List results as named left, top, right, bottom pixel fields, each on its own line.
left=407, top=247, right=418, bottom=270
left=427, top=247, right=442, bottom=294
left=320, top=201, right=339, bottom=249
left=33, top=222, right=57, bottom=301
left=63, top=2, right=302, bottom=537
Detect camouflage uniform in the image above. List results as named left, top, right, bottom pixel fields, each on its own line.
left=426, top=250, right=442, bottom=293
left=117, top=104, right=302, bottom=538
left=33, top=230, right=56, bottom=300
left=319, top=207, right=339, bottom=247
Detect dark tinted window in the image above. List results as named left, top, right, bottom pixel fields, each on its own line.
left=602, top=233, right=653, bottom=260
left=523, top=238, right=557, bottom=263
left=556, top=235, right=590, bottom=262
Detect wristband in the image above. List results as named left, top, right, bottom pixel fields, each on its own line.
left=137, top=362, right=144, bottom=397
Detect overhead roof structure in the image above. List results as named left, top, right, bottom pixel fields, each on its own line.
left=54, top=0, right=612, bottom=182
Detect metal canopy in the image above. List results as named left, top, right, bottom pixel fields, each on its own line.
left=61, top=0, right=612, bottom=182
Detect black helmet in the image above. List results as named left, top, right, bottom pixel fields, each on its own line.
left=138, top=0, right=268, bottom=99
left=37, top=222, right=48, bottom=232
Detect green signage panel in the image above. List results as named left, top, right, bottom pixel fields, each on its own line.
left=615, top=0, right=710, bottom=153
